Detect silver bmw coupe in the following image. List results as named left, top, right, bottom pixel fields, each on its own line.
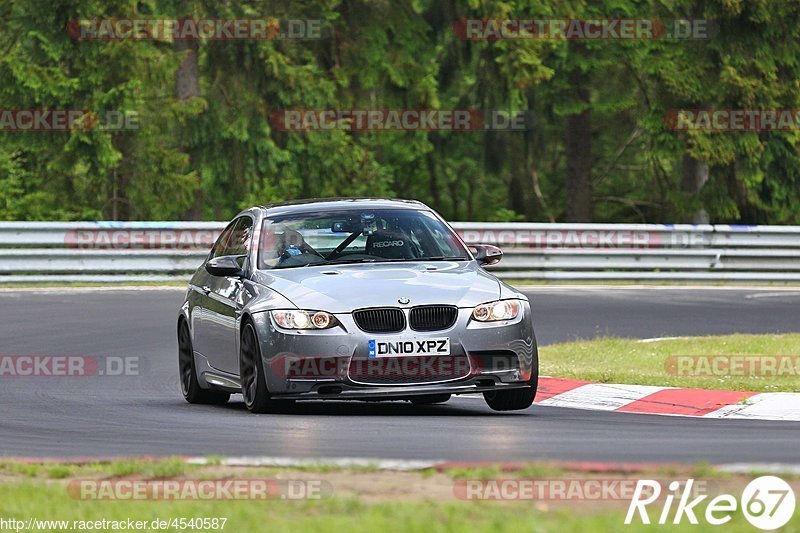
left=178, top=198, right=538, bottom=413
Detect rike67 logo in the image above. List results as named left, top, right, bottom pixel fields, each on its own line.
left=626, top=476, right=796, bottom=530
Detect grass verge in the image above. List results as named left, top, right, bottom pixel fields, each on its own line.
left=540, top=333, right=800, bottom=391
left=0, top=459, right=789, bottom=532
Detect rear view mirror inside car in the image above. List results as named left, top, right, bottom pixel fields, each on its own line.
left=331, top=218, right=361, bottom=233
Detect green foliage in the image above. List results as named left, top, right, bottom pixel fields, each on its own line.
left=0, top=0, right=799, bottom=223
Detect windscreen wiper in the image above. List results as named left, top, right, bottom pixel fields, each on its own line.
left=415, top=256, right=469, bottom=261
left=322, top=257, right=407, bottom=265
left=322, top=256, right=467, bottom=265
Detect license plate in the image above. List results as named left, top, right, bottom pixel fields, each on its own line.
left=368, top=338, right=450, bottom=358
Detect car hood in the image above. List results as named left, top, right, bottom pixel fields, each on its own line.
left=251, top=261, right=501, bottom=313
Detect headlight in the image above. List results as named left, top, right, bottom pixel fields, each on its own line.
left=271, top=310, right=338, bottom=330
left=472, top=300, right=520, bottom=322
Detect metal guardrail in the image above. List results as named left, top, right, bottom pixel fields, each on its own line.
left=1, top=221, right=799, bottom=283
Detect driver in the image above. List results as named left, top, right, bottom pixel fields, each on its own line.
left=274, top=228, right=321, bottom=266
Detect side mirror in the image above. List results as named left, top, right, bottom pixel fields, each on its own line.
left=470, top=244, right=503, bottom=266
left=205, top=255, right=245, bottom=277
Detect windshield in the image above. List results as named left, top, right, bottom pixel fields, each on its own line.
left=257, top=208, right=470, bottom=270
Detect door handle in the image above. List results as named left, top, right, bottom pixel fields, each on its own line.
left=202, top=286, right=211, bottom=294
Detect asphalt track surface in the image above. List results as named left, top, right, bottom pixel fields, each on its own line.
left=1, top=286, right=799, bottom=463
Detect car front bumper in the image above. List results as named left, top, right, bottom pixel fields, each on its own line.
left=272, top=379, right=530, bottom=400
left=250, top=302, right=536, bottom=399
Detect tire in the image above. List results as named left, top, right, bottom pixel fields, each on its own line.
left=410, top=394, right=451, bottom=405
left=240, top=321, right=295, bottom=414
left=484, top=342, right=539, bottom=412
left=178, top=320, right=230, bottom=405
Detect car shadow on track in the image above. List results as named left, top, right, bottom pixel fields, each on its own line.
left=198, top=397, right=534, bottom=417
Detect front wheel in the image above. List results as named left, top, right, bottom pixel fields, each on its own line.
left=483, top=383, right=537, bottom=411
left=484, top=344, right=538, bottom=411
left=240, top=322, right=294, bottom=414
left=178, top=320, right=230, bottom=405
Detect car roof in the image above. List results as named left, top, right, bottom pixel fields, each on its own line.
left=257, top=197, right=428, bottom=216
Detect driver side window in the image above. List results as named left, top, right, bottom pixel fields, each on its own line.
left=211, top=217, right=253, bottom=259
